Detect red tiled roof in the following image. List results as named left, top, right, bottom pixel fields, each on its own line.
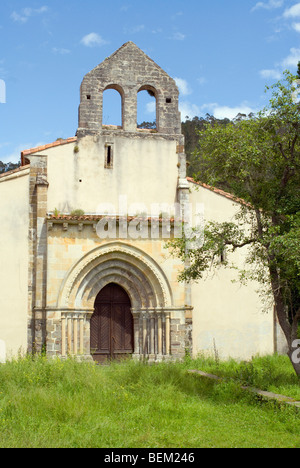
left=0, top=164, right=30, bottom=180
left=21, top=137, right=77, bottom=165
left=48, top=214, right=177, bottom=222
left=187, top=177, right=247, bottom=205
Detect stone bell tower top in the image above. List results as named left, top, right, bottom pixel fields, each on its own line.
left=77, top=42, right=182, bottom=137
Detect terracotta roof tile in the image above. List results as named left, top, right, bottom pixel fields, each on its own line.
left=21, top=137, right=77, bottom=165
left=48, top=214, right=177, bottom=222
left=0, top=164, right=30, bottom=179
left=187, top=177, right=247, bottom=205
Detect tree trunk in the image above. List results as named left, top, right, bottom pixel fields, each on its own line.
left=288, top=349, right=300, bottom=377
left=275, top=300, right=300, bottom=377
left=269, top=263, right=300, bottom=377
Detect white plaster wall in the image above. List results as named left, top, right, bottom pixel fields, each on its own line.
left=40, top=135, right=178, bottom=216
left=0, top=169, right=29, bottom=357
left=0, top=339, right=6, bottom=363
left=189, top=182, right=274, bottom=360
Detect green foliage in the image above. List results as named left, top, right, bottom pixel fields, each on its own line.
left=0, top=161, right=21, bottom=174
left=181, top=114, right=231, bottom=177
left=137, top=121, right=156, bottom=129
left=70, top=209, right=85, bottom=217
left=169, top=70, right=300, bottom=374
left=189, top=354, right=300, bottom=400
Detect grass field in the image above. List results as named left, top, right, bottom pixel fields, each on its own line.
left=0, top=354, right=299, bottom=448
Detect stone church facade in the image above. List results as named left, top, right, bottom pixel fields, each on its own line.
left=0, top=42, right=282, bottom=363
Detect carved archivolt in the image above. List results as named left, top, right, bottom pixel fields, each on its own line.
left=57, top=242, right=173, bottom=310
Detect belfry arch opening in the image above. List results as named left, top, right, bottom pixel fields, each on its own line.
left=137, top=85, right=157, bottom=130
left=102, top=85, right=124, bottom=128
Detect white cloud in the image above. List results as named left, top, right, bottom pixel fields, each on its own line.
left=52, top=47, right=71, bottom=55
left=11, top=6, right=48, bottom=23
left=281, top=47, right=300, bottom=67
left=151, top=28, right=163, bottom=34
left=0, top=79, right=6, bottom=103
left=179, top=101, right=256, bottom=121
left=11, top=11, right=28, bottom=23
left=259, top=46, right=300, bottom=80
left=1, top=141, right=46, bottom=163
left=80, top=33, right=108, bottom=47
left=200, top=102, right=257, bottom=120
left=124, top=24, right=145, bottom=34
left=251, top=0, right=284, bottom=12
left=146, top=101, right=156, bottom=114
left=174, top=78, right=192, bottom=96
left=171, top=12, right=184, bottom=20
left=292, top=22, right=300, bottom=32
left=179, top=101, right=200, bottom=120
left=197, top=76, right=207, bottom=86
left=120, top=5, right=131, bottom=12
left=0, top=60, right=7, bottom=79
left=260, top=68, right=282, bottom=79
left=283, top=2, right=300, bottom=17
left=169, top=32, right=185, bottom=41
left=212, top=105, right=257, bottom=120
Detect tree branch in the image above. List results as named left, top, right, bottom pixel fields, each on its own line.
left=278, top=142, right=288, bottom=162
left=224, top=238, right=256, bottom=250
left=290, top=134, right=298, bottom=163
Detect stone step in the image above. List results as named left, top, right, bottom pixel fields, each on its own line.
left=188, top=370, right=300, bottom=408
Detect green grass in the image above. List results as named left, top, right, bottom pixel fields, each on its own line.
left=0, top=354, right=299, bottom=448
left=185, top=353, right=300, bottom=400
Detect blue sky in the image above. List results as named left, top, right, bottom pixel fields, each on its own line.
left=0, top=0, right=300, bottom=163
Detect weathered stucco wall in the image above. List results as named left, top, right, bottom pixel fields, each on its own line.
left=5, top=41, right=277, bottom=362
left=45, top=222, right=188, bottom=359
left=188, top=181, right=274, bottom=360
left=78, top=41, right=181, bottom=136
left=36, top=134, right=179, bottom=216
left=47, top=231, right=184, bottom=309
left=0, top=168, right=30, bottom=358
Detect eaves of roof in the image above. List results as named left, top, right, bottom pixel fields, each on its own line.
left=21, top=137, right=77, bottom=165
left=0, top=164, right=30, bottom=181
left=187, top=177, right=247, bottom=206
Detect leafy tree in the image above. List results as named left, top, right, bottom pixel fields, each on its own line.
left=182, top=115, right=231, bottom=177
left=0, top=161, right=20, bottom=174
left=137, top=121, right=156, bottom=129
left=169, top=71, right=300, bottom=376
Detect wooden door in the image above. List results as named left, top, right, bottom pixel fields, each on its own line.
left=90, top=283, right=133, bottom=362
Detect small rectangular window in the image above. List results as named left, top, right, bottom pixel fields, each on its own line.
left=166, top=98, right=172, bottom=104
left=220, top=247, right=227, bottom=264
left=105, top=143, right=114, bottom=168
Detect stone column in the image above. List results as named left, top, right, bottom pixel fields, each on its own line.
left=27, top=155, right=49, bottom=355
left=34, top=170, right=49, bottom=353
left=157, top=312, right=163, bottom=357
left=73, top=315, right=78, bottom=355
left=61, top=314, right=66, bottom=357
left=60, top=310, right=93, bottom=359
left=142, top=312, right=148, bottom=356
left=165, top=311, right=171, bottom=356
left=149, top=311, right=156, bottom=361
left=80, top=316, right=84, bottom=355
left=132, top=310, right=141, bottom=358
left=123, top=87, right=137, bottom=132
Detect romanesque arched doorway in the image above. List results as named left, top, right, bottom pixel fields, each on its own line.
left=90, top=283, right=133, bottom=362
